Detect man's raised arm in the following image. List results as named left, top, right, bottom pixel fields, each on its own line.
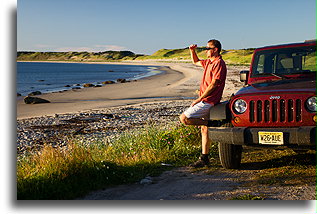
left=189, top=44, right=202, bottom=67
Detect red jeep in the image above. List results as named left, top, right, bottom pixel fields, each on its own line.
left=208, top=40, right=316, bottom=169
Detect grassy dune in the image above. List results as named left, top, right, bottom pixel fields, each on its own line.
left=17, top=47, right=254, bottom=65
left=138, top=47, right=254, bottom=65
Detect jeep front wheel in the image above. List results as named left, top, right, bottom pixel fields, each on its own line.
left=218, top=143, right=242, bottom=169
left=217, top=122, right=243, bottom=169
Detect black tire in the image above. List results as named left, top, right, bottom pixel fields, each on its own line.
left=217, top=122, right=242, bottom=169
left=218, top=143, right=242, bottom=169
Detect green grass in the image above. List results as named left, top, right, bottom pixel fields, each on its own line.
left=241, top=148, right=316, bottom=186
left=222, top=49, right=253, bottom=66
left=17, top=123, right=204, bottom=199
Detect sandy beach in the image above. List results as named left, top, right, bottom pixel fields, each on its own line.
left=17, top=61, right=245, bottom=119
left=17, top=62, right=201, bottom=119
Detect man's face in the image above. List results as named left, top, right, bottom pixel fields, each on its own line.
left=206, top=42, right=218, bottom=58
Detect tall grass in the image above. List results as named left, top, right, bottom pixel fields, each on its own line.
left=17, top=123, right=211, bottom=199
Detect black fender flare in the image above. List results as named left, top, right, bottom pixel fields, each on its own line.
left=209, top=101, right=232, bottom=121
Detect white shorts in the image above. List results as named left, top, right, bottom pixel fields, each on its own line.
left=183, top=101, right=213, bottom=119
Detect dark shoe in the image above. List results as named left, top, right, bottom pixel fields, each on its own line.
left=189, top=157, right=210, bottom=168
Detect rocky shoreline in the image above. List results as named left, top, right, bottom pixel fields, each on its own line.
left=17, top=99, right=192, bottom=157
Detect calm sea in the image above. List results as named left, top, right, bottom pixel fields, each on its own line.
left=17, top=62, right=163, bottom=96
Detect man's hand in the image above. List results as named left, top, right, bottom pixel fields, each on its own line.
left=191, top=98, right=201, bottom=107
left=189, top=44, right=202, bottom=66
left=189, top=44, right=197, bottom=50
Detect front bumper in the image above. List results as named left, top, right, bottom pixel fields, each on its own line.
left=208, top=126, right=316, bottom=147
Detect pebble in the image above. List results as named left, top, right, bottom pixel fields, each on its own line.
left=16, top=99, right=192, bottom=157
left=140, top=176, right=153, bottom=185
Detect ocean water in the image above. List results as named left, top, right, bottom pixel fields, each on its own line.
left=17, top=62, right=163, bottom=96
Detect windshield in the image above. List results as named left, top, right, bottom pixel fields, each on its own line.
left=251, top=45, right=316, bottom=78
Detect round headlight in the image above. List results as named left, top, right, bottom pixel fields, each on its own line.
left=306, top=96, right=317, bottom=112
left=233, top=99, right=247, bottom=114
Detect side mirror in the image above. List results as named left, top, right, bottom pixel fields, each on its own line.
left=240, top=70, right=249, bottom=84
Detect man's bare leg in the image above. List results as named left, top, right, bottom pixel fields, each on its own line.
left=179, top=113, right=208, bottom=126
left=180, top=113, right=211, bottom=167
left=201, top=126, right=210, bottom=154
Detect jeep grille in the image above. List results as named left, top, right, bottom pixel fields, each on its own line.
left=249, top=99, right=302, bottom=123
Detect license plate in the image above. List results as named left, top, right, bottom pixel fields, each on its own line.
left=258, top=132, right=284, bottom=145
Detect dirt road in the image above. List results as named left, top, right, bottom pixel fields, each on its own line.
left=80, top=166, right=315, bottom=200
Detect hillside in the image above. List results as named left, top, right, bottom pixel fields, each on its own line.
left=17, top=51, right=142, bottom=62
left=17, top=47, right=254, bottom=65
left=138, top=47, right=254, bottom=65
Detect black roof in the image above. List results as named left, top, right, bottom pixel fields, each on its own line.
left=257, top=40, right=316, bottom=50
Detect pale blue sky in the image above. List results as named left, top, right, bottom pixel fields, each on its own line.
left=17, top=0, right=316, bottom=55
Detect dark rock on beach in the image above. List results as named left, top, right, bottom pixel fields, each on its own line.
left=28, top=91, right=42, bottom=96
left=102, top=80, right=115, bottom=84
left=17, top=93, right=22, bottom=97
left=117, top=78, right=126, bottom=83
left=24, top=96, right=50, bottom=104
left=83, top=83, right=95, bottom=87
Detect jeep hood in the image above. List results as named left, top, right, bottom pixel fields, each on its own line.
left=234, top=79, right=316, bottom=96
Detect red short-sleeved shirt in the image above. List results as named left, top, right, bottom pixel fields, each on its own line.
left=199, top=56, right=227, bottom=105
